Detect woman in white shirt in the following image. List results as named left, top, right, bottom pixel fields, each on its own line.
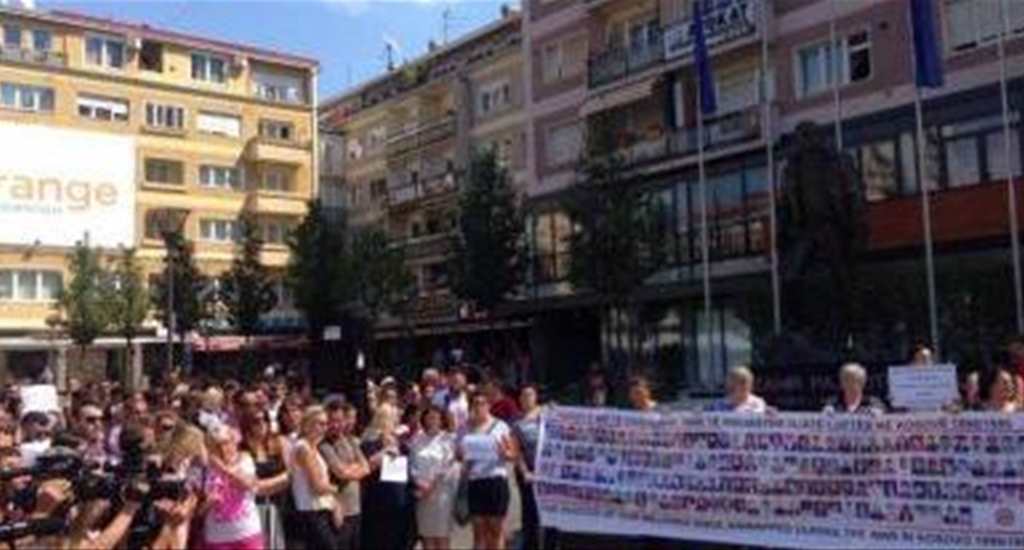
left=202, top=424, right=289, bottom=550
left=459, top=391, right=518, bottom=550
left=290, top=405, right=342, bottom=548
left=411, top=405, right=458, bottom=550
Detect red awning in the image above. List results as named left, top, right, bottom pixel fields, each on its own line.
left=189, top=335, right=310, bottom=352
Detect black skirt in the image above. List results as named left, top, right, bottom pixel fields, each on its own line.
left=468, top=476, right=510, bottom=518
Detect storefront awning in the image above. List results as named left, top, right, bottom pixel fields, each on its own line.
left=189, top=334, right=310, bottom=352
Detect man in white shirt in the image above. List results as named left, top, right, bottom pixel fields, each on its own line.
left=446, top=369, right=469, bottom=434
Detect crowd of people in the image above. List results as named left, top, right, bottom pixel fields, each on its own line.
left=0, top=340, right=1020, bottom=550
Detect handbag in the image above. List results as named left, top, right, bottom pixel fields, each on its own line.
left=453, top=467, right=471, bottom=526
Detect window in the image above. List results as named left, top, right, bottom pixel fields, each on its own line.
left=199, top=219, right=240, bottom=243
left=260, top=119, right=294, bottom=141
left=144, top=158, right=184, bottom=185
left=197, top=112, right=241, bottom=138
left=478, top=80, right=512, bottom=116
left=139, top=41, right=163, bottom=72
left=77, top=94, right=129, bottom=122
left=145, top=103, right=185, bottom=130
left=541, top=34, right=587, bottom=84
left=199, top=165, right=242, bottom=190
left=31, top=30, right=50, bottom=52
left=546, top=122, right=583, bottom=166
left=85, top=35, right=125, bottom=69
left=252, top=70, right=304, bottom=103
left=262, top=221, right=291, bottom=245
left=0, top=270, right=62, bottom=302
left=533, top=211, right=571, bottom=283
left=859, top=141, right=899, bottom=201
left=946, top=0, right=1024, bottom=52
left=261, top=166, right=292, bottom=192
left=367, top=126, right=387, bottom=150
left=796, top=30, right=871, bottom=97
left=716, top=70, right=760, bottom=115
left=0, top=82, right=54, bottom=112
left=191, top=52, right=227, bottom=83
left=3, top=24, right=20, bottom=49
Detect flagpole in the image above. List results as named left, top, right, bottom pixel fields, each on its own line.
left=907, top=1, right=940, bottom=356
left=998, top=0, right=1024, bottom=334
left=697, top=90, right=712, bottom=382
left=761, top=0, right=780, bottom=335
left=829, top=0, right=843, bottom=150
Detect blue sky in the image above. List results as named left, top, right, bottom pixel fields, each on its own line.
left=43, top=0, right=514, bottom=98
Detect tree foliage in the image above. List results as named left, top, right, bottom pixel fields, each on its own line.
left=562, top=114, right=667, bottom=369
left=451, top=147, right=525, bottom=315
left=57, top=241, right=110, bottom=364
left=221, top=212, right=277, bottom=339
left=286, top=200, right=351, bottom=340
left=351, top=227, right=416, bottom=323
left=778, top=121, right=869, bottom=348
left=151, top=230, right=208, bottom=341
left=102, top=247, right=149, bottom=369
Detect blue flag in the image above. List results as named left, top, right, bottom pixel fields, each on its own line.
left=910, top=0, right=944, bottom=88
left=692, top=0, right=717, bottom=115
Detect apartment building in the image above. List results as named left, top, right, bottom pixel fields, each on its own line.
left=519, top=0, right=1024, bottom=395
left=318, top=8, right=524, bottom=357
left=0, top=5, right=318, bottom=379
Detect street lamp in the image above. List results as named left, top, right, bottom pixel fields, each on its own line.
left=153, top=209, right=189, bottom=376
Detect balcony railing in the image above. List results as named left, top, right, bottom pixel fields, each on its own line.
left=387, top=115, right=456, bottom=157
left=0, top=47, right=67, bottom=67
left=612, top=106, right=762, bottom=167
left=589, top=32, right=664, bottom=89
left=587, top=0, right=759, bottom=89
left=395, top=233, right=455, bottom=260
left=387, top=172, right=458, bottom=207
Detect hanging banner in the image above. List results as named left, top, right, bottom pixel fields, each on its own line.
left=535, top=407, right=1024, bottom=549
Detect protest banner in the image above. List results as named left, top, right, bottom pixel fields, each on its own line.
left=19, top=384, right=59, bottom=415
left=535, top=406, right=1024, bottom=549
left=888, top=364, right=959, bottom=411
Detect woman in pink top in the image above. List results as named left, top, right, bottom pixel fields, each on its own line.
left=201, top=424, right=289, bottom=550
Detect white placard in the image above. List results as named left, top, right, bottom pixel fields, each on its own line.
left=0, top=121, right=136, bottom=248
left=323, top=326, right=341, bottom=341
left=20, top=384, right=59, bottom=415
left=887, top=363, right=958, bottom=411
left=380, top=454, right=408, bottom=484
left=461, top=434, right=498, bottom=462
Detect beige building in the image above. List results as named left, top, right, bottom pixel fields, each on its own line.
left=0, top=5, right=318, bottom=380
left=319, top=8, right=524, bottom=351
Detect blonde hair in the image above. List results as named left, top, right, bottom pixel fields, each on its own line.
left=162, top=422, right=208, bottom=470
left=362, top=403, right=398, bottom=441
left=300, top=405, right=327, bottom=436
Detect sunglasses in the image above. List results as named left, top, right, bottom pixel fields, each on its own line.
left=83, top=416, right=104, bottom=424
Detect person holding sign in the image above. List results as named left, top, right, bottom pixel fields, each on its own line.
left=410, top=405, right=458, bottom=550
left=822, top=363, right=887, bottom=415
left=360, top=403, right=413, bottom=550
left=459, top=391, right=517, bottom=550
left=979, top=366, right=1019, bottom=413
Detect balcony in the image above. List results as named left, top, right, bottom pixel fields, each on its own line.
left=388, top=173, right=458, bottom=208
left=246, top=136, right=310, bottom=165
left=244, top=191, right=307, bottom=216
left=587, top=0, right=759, bottom=89
left=612, top=106, right=762, bottom=167
left=395, top=233, right=455, bottom=261
left=0, top=46, right=66, bottom=68
left=386, top=115, right=456, bottom=158
left=589, top=32, right=664, bottom=89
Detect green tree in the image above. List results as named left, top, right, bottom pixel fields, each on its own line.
left=451, top=147, right=525, bottom=318
left=57, top=240, right=110, bottom=371
left=221, top=212, right=278, bottom=359
left=778, top=121, right=868, bottom=351
left=151, top=230, right=208, bottom=350
left=286, top=200, right=352, bottom=368
left=562, top=114, right=667, bottom=371
left=102, top=247, right=149, bottom=377
left=351, top=227, right=416, bottom=370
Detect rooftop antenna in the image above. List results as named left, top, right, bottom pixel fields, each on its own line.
left=382, top=34, right=402, bottom=71
left=442, top=4, right=452, bottom=44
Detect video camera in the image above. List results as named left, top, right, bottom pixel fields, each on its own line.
left=0, top=517, right=66, bottom=544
